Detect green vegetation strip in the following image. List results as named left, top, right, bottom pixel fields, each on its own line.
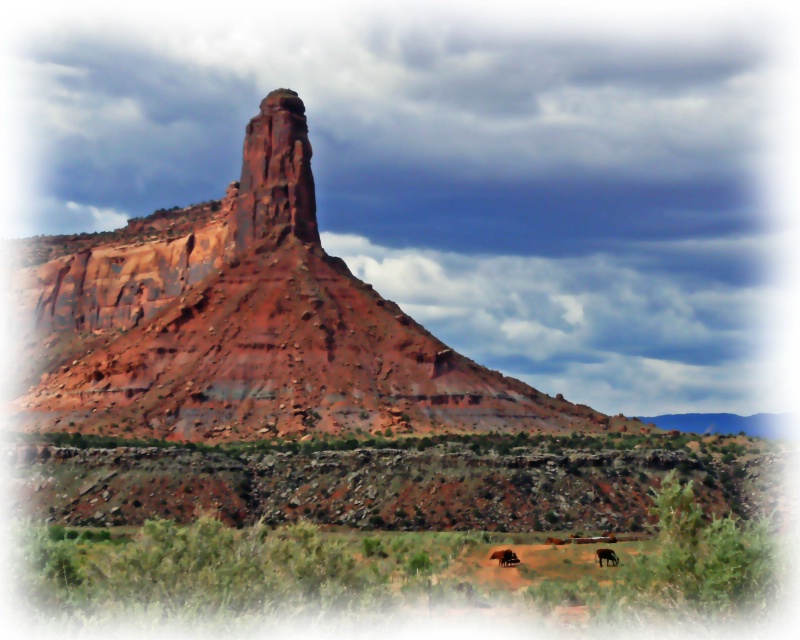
left=10, top=428, right=777, bottom=460
left=16, top=473, right=782, bottom=628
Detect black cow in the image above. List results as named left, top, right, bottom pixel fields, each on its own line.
left=596, top=548, right=619, bottom=567
left=502, top=549, right=521, bottom=567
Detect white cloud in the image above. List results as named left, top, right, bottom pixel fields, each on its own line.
left=64, top=201, right=129, bottom=232
left=0, top=197, right=131, bottom=238
left=322, top=230, right=771, bottom=416
left=552, top=294, right=585, bottom=325
left=12, top=10, right=765, bottom=184
left=1, top=2, right=788, bottom=418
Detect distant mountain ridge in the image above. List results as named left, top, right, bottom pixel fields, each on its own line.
left=636, top=413, right=797, bottom=439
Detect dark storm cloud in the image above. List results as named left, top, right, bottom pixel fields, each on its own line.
left=27, top=39, right=260, bottom=229
left=614, top=234, right=769, bottom=288
left=587, top=321, right=748, bottom=366
left=360, top=26, right=759, bottom=118
left=32, top=44, right=250, bottom=126
left=26, top=27, right=761, bottom=258
left=314, top=163, right=760, bottom=288
left=15, top=24, right=770, bottom=415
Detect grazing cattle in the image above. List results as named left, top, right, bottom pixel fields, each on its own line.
left=596, top=548, right=619, bottom=567
left=502, top=549, right=520, bottom=567
left=490, top=549, right=520, bottom=567
left=545, top=537, right=566, bottom=545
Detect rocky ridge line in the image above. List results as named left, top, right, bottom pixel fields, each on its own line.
left=11, top=444, right=785, bottom=532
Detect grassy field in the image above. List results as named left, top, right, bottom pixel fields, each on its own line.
left=16, top=472, right=781, bottom=632
left=299, top=528, right=657, bottom=594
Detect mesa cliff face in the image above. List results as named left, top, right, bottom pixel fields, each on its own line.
left=21, top=188, right=235, bottom=334
left=18, top=87, right=319, bottom=336
left=11, top=89, right=647, bottom=442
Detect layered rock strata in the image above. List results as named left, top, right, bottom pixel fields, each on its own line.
left=12, top=89, right=648, bottom=441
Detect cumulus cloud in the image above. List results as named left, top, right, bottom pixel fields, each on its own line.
left=10, top=21, right=763, bottom=269
left=9, top=196, right=132, bottom=238
left=322, top=231, right=769, bottom=416
left=18, top=48, right=258, bottom=216
left=2, top=7, right=776, bottom=419
left=64, top=201, right=129, bottom=233
left=20, top=18, right=763, bottom=194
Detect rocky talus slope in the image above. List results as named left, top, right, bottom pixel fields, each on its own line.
left=11, top=89, right=649, bottom=442
left=10, top=443, right=786, bottom=532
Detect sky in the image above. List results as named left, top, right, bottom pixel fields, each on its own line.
left=2, top=1, right=799, bottom=419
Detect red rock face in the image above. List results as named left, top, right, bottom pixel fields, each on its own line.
left=230, top=88, right=320, bottom=251
left=17, top=184, right=238, bottom=335
left=11, top=90, right=643, bottom=441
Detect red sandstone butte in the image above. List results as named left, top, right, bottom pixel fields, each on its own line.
left=231, top=89, right=320, bottom=251
left=10, top=89, right=642, bottom=442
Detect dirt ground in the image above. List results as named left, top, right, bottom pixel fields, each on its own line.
left=439, top=539, right=653, bottom=593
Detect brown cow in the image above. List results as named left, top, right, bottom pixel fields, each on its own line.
left=545, top=537, right=566, bottom=545
left=489, top=549, right=520, bottom=567
left=490, top=550, right=507, bottom=563
left=596, top=548, right=619, bottom=567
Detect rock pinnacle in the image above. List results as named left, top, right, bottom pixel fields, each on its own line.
left=231, top=89, right=320, bottom=251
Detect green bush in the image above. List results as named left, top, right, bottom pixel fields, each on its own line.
left=605, top=471, right=779, bottom=621
left=21, top=517, right=394, bottom=619
left=406, top=551, right=432, bottom=575
left=362, top=537, right=388, bottom=558
left=17, top=522, right=86, bottom=610
left=47, top=525, right=67, bottom=542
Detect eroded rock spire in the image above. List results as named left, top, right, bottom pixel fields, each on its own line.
left=230, top=89, right=320, bottom=251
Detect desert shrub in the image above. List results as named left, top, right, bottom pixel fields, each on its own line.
left=22, top=517, right=393, bottom=620
left=16, top=522, right=86, bottom=610
left=517, top=563, right=537, bottom=579
left=546, top=442, right=563, bottom=454
left=456, top=530, right=491, bottom=548
left=603, top=471, right=780, bottom=622
left=368, top=514, right=385, bottom=528
left=80, top=529, right=112, bottom=543
left=406, top=551, right=432, bottom=575
left=47, top=524, right=67, bottom=542
left=677, top=460, right=694, bottom=475
left=362, top=537, right=388, bottom=558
